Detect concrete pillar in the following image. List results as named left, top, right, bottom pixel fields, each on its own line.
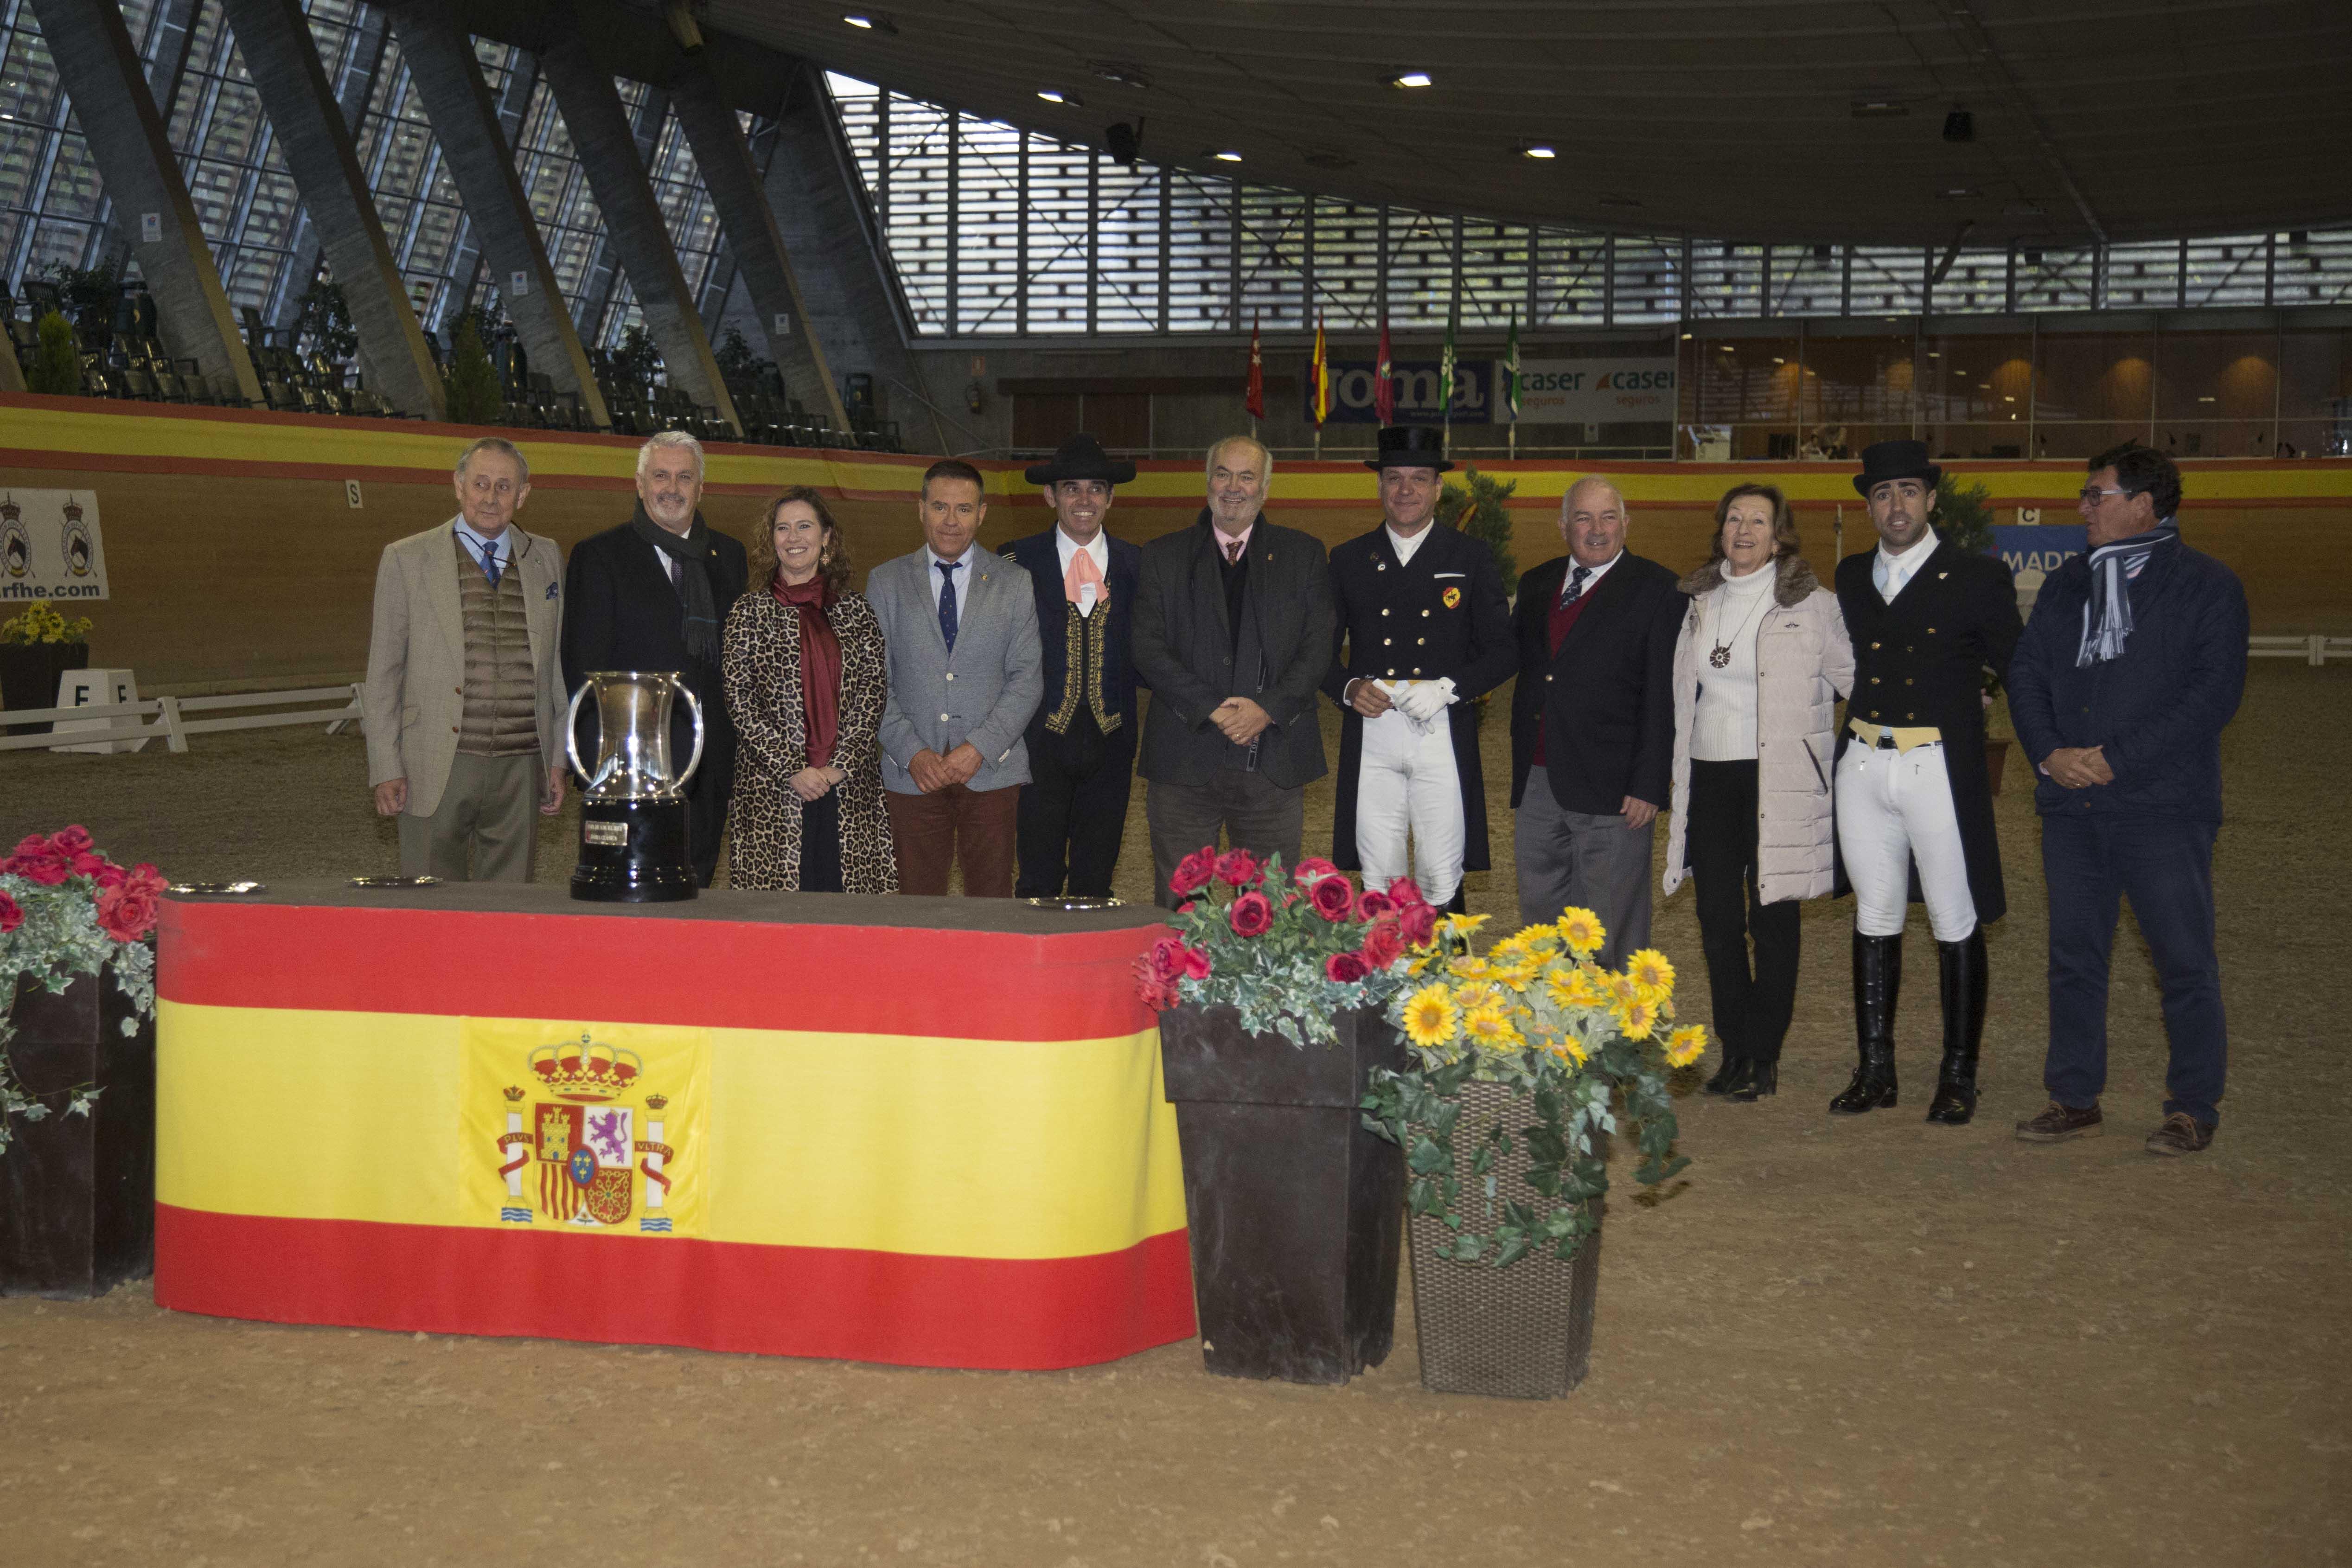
left=669, top=62, right=848, bottom=433
left=761, top=64, right=952, bottom=453
left=384, top=0, right=607, bottom=427
left=215, top=0, right=444, bottom=418
left=537, top=29, right=739, bottom=436
left=28, top=0, right=261, bottom=406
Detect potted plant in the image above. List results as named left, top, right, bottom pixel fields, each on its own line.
left=1363, top=908, right=1700, bottom=1398
left=0, top=597, right=95, bottom=737
left=1, top=827, right=165, bottom=1298
left=1135, top=851, right=1436, bottom=1385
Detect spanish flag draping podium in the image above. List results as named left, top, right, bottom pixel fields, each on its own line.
left=153, top=885, right=1194, bottom=1369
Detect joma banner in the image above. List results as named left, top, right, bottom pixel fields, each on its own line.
left=1309, top=358, right=1498, bottom=425
left=0, top=489, right=108, bottom=601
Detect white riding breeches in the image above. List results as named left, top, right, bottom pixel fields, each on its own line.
left=1355, top=701, right=1464, bottom=904
left=1835, top=741, right=1978, bottom=941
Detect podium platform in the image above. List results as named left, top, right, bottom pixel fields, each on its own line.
left=153, top=883, right=1192, bottom=1370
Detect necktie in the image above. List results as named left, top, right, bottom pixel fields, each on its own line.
left=478, top=537, right=502, bottom=587
left=1564, top=563, right=1591, bottom=602
left=1222, top=537, right=1245, bottom=565
left=936, top=558, right=961, bottom=653
left=1064, top=544, right=1104, bottom=613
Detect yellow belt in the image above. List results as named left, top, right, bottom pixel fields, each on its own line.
left=1850, top=717, right=1943, bottom=753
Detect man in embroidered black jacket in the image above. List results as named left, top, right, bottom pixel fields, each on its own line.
left=1003, top=435, right=1145, bottom=900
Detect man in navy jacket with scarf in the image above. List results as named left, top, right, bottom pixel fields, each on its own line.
left=2008, top=442, right=2248, bottom=1156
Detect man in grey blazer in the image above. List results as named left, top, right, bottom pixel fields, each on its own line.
left=1133, top=435, right=1337, bottom=906
left=866, top=458, right=1045, bottom=897
left=363, top=437, right=568, bottom=880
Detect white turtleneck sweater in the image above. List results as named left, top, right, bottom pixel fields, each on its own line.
left=1691, top=563, right=1778, bottom=762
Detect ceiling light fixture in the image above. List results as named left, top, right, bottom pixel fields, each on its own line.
left=841, top=13, right=894, bottom=33
left=1521, top=144, right=1556, bottom=160
left=1852, top=99, right=1906, bottom=118
left=1211, top=149, right=1242, bottom=163
left=1093, top=62, right=1150, bottom=88
left=1388, top=71, right=1433, bottom=89
left=1037, top=90, right=1080, bottom=106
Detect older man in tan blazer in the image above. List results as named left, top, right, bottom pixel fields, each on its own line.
left=364, top=437, right=568, bottom=880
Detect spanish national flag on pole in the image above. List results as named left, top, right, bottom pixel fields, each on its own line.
left=1310, top=314, right=1330, bottom=428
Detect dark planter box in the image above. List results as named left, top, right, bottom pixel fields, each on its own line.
left=1407, top=1079, right=1604, bottom=1399
left=0, top=642, right=91, bottom=736
left=1159, top=1003, right=1407, bottom=1385
left=1, top=968, right=156, bottom=1298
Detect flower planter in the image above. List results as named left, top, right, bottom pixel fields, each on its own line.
left=1159, top=1002, right=1407, bottom=1385
left=0, top=641, right=90, bottom=736
left=0, top=968, right=156, bottom=1298
left=1985, top=737, right=2012, bottom=795
left=1407, top=1079, right=1604, bottom=1399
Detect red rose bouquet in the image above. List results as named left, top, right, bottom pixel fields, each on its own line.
left=1, top=827, right=163, bottom=1154
left=1133, top=848, right=1437, bottom=1048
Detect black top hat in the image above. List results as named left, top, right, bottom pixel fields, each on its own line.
left=1852, top=439, right=1942, bottom=497
left=1025, top=433, right=1138, bottom=487
left=1364, top=425, right=1454, bottom=473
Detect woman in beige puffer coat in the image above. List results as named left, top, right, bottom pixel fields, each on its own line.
left=1662, top=484, right=1853, bottom=1101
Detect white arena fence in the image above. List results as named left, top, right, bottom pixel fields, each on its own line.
left=0, top=684, right=364, bottom=755
left=2247, top=635, right=2351, bottom=666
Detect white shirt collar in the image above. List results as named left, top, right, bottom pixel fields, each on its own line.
left=925, top=543, right=974, bottom=573
left=1876, top=532, right=1939, bottom=596
left=1385, top=523, right=1433, bottom=567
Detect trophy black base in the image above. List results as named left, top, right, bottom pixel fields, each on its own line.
left=570, top=798, right=699, bottom=903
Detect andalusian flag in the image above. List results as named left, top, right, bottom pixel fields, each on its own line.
left=1309, top=314, right=1330, bottom=427
left=1374, top=316, right=1395, bottom=425
left=1245, top=317, right=1264, bottom=420
left=153, top=897, right=1192, bottom=1370
left=1503, top=311, right=1521, bottom=422
left=1438, top=307, right=1458, bottom=416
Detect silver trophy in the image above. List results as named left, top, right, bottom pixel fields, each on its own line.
left=566, top=671, right=706, bottom=902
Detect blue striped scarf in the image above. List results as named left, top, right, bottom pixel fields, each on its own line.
left=2076, top=520, right=2179, bottom=666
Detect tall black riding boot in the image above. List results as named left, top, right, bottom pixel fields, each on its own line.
left=1829, top=932, right=1902, bottom=1114
left=1926, top=927, right=1988, bottom=1125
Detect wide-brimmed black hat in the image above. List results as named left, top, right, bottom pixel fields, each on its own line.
left=1025, top=432, right=1137, bottom=487
left=1364, top=425, right=1454, bottom=474
left=1852, top=439, right=1942, bottom=497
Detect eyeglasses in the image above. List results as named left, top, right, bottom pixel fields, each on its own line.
left=2077, top=486, right=2131, bottom=505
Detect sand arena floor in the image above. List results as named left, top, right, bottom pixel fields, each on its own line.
left=2, top=664, right=2346, bottom=1566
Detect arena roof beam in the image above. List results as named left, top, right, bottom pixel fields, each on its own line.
left=384, top=0, right=609, bottom=429
left=537, top=24, right=741, bottom=438
left=670, top=60, right=850, bottom=434
left=27, top=0, right=262, bottom=407
left=215, top=0, right=446, bottom=419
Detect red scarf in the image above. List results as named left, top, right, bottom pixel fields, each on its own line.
left=772, top=575, right=841, bottom=769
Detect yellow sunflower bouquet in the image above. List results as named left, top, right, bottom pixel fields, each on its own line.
left=1365, top=907, right=1699, bottom=1268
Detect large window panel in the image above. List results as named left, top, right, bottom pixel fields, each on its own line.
left=1238, top=184, right=1307, bottom=330
left=1459, top=219, right=1528, bottom=329
left=1167, top=171, right=1235, bottom=331
left=1310, top=195, right=1380, bottom=329
left=952, top=114, right=1020, bottom=334
left=1385, top=208, right=1451, bottom=327
left=1093, top=160, right=1161, bottom=331
left=1023, top=133, right=1091, bottom=333
left=1533, top=229, right=1606, bottom=326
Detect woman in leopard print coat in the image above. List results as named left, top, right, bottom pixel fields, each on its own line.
left=722, top=488, right=897, bottom=893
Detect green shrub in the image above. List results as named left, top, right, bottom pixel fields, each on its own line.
left=28, top=311, right=81, bottom=396
left=1436, top=463, right=1519, bottom=596
left=1932, top=476, right=1996, bottom=555
left=442, top=315, right=503, bottom=426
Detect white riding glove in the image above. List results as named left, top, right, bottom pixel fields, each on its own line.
left=1391, top=678, right=1457, bottom=724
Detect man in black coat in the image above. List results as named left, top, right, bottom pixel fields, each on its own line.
left=561, top=431, right=749, bottom=887
left=1323, top=426, right=1514, bottom=912
left=2008, top=443, right=2248, bottom=1155
left=1508, top=476, right=1684, bottom=968
left=1831, top=439, right=2023, bottom=1126
left=1003, top=435, right=1145, bottom=899
left=1133, top=435, right=1336, bottom=907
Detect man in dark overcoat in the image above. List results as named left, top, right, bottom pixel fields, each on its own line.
left=2008, top=443, right=2248, bottom=1155
left=1322, top=426, right=1514, bottom=911
left=1003, top=434, right=1145, bottom=900
left=1508, top=476, right=1685, bottom=969
left=1831, top=439, right=2022, bottom=1125
left=562, top=431, right=748, bottom=887
left=1132, top=435, right=1336, bottom=907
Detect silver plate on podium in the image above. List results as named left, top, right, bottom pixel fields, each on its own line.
left=349, top=875, right=442, bottom=889
left=1022, top=895, right=1126, bottom=910
left=167, top=880, right=267, bottom=896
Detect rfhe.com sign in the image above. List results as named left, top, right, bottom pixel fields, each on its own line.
left=0, top=490, right=109, bottom=600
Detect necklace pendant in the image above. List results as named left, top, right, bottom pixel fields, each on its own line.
left=1709, top=645, right=1732, bottom=669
